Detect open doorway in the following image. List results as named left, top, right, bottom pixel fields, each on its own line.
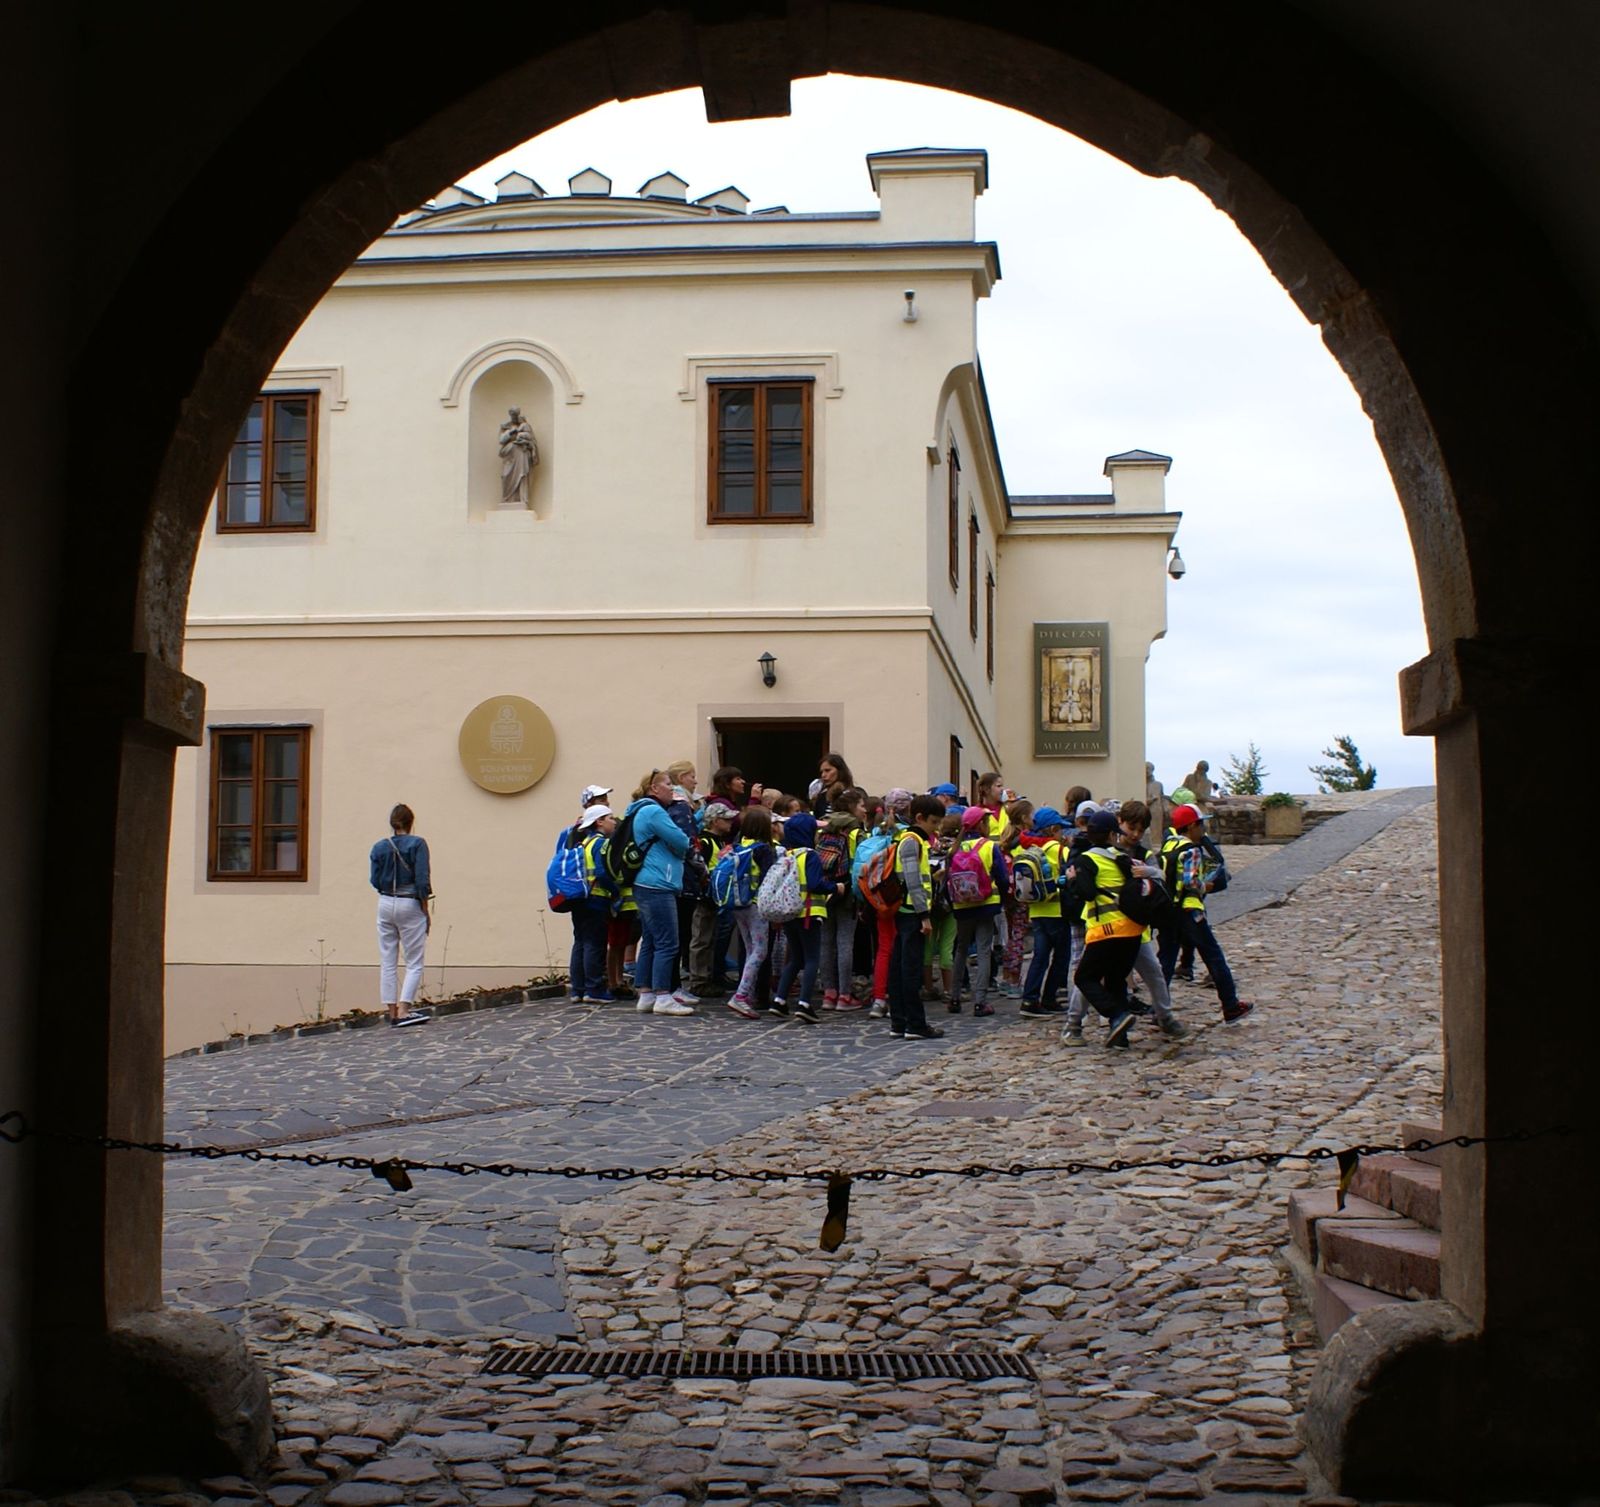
left=714, top=718, right=831, bottom=799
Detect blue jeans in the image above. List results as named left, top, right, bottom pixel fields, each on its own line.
left=569, top=903, right=608, bottom=998
left=777, top=917, right=823, bottom=1004
left=1022, top=915, right=1070, bottom=1004
left=633, top=884, right=681, bottom=994
left=1158, top=910, right=1238, bottom=1009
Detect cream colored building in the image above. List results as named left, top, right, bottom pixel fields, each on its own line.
left=164, top=148, right=1180, bottom=1052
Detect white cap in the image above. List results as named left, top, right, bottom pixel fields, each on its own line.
left=577, top=804, right=612, bottom=829
left=1075, top=800, right=1101, bottom=820
left=581, top=784, right=612, bottom=804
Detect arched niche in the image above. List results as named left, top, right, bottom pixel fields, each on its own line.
left=466, top=360, right=555, bottom=522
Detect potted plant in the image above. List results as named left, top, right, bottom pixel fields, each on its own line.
left=1261, top=791, right=1303, bottom=839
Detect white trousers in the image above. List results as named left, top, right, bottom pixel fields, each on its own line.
left=377, top=894, right=428, bottom=1004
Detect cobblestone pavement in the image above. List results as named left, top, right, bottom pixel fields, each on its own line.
left=24, top=799, right=1481, bottom=1505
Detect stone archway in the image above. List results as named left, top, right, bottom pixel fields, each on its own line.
left=12, top=3, right=1593, bottom=1496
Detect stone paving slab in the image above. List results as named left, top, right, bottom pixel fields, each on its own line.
left=18, top=795, right=1542, bottom=1504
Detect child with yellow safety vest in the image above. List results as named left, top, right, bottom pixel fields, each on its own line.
left=818, top=791, right=868, bottom=1010
left=1158, top=804, right=1255, bottom=1025
left=772, top=812, right=848, bottom=1023
left=1018, top=806, right=1072, bottom=1016
left=566, top=805, right=618, bottom=1004
left=948, top=803, right=1010, bottom=1016
left=1106, top=800, right=1186, bottom=1041
left=886, top=795, right=947, bottom=1040
left=1067, top=808, right=1146, bottom=1047
left=685, top=801, right=739, bottom=999
left=726, top=805, right=780, bottom=1020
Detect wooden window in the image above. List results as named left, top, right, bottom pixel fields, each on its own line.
left=949, top=735, right=963, bottom=787
left=968, top=513, right=979, bottom=639
left=947, top=445, right=961, bottom=589
left=220, top=392, right=317, bottom=532
left=985, top=566, right=996, bottom=682
left=709, top=380, right=813, bottom=523
left=208, top=726, right=310, bottom=881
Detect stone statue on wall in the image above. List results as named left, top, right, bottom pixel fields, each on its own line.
left=1181, top=759, right=1214, bottom=810
left=498, top=407, right=539, bottom=508
left=1145, top=761, right=1167, bottom=836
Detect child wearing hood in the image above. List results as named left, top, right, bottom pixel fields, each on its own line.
left=773, top=811, right=846, bottom=1023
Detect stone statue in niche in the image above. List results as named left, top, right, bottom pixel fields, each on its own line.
left=498, top=407, right=539, bottom=509
left=1181, top=759, right=1215, bottom=809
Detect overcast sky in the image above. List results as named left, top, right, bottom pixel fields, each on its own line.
left=457, top=76, right=1433, bottom=794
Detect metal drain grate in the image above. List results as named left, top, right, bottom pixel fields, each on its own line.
left=483, top=1344, right=1036, bottom=1383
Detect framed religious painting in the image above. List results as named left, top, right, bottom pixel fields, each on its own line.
left=1034, top=622, right=1110, bottom=757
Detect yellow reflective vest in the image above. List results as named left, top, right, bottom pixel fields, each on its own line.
left=893, top=829, right=933, bottom=913
left=1160, top=833, right=1207, bottom=913
left=1079, top=848, right=1145, bottom=942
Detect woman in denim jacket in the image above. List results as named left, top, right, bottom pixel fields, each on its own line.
left=369, top=803, right=432, bottom=1027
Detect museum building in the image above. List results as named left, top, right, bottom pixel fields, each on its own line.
left=163, top=147, right=1182, bottom=1050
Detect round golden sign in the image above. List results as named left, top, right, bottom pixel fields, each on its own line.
left=458, top=695, right=555, bottom=794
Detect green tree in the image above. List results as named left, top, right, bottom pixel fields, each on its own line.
left=1220, top=742, right=1269, bottom=795
left=1310, top=735, right=1377, bottom=793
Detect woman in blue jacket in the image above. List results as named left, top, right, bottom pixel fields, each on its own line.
left=623, top=769, right=693, bottom=1017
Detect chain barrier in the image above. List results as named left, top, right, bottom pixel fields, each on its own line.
left=0, top=1108, right=1570, bottom=1190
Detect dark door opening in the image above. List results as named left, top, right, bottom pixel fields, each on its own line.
left=714, top=719, right=831, bottom=802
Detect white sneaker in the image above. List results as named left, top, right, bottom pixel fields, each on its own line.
left=636, top=992, right=657, bottom=1014
left=672, top=988, right=700, bottom=1005
left=868, top=999, right=888, bottom=1019
left=654, top=997, right=694, bottom=1016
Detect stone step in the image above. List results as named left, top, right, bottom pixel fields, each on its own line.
left=1319, top=1218, right=1441, bottom=1300
left=1401, top=1119, right=1447, bottom=1166
left=1349, top=1154, right=1442, bottom=1228
left=1313, top=1272, right=1407, bottom=1342
left=1287, top=1187, right=1403, bottom=1263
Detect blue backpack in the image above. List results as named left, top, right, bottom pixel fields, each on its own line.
left=851, top=829, right=894, bottom=888
left=711, top=844, right=759, bottom=912
left=546, top=828, right=589, bottom=910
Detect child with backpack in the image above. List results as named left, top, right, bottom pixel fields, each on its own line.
left=1066, top=808, right=1146, bottom=1046
left=1016, top=807, right=1071, bottom=1015
left=1098, top=799, right=1186, bottom=1042
left=721, top=804, right=780, bottom=1019
left=1159, top=805, right=1254, bottom=1024
left=948, top=804, right=1010, bottom=1015
left=560, top=804, right=617, bottom=1003
left=884, top=794, right=947, bottom=1040
left=926, top=811, right=963, bottom=1006
left=768, top=812, right=846, bottom=1022
left=862, top=788, right=913, bottom=1017
left=817, top=789, right=867, bottom=1010
left=686, top=801, right=738, bottom=999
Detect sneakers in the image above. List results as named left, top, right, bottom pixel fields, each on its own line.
left=905, top=1025, right=946, bottom=1040
left=973, top=1003, right=995, bottom=1017
left=1158, top=1015, right=1189, bottom=1039
left=654, top=997, right=694, bottom=1016
left=636, top=992, right=658, bottom=1014
left=822, top=989, right=839, bottom=1009
left=794, top=1001, right=821, bottom=1023
left=1019, top=1001, right=1054, bottom=1019
left=1061, top=1026, right=1085, bottom=1046
left=394, top=1010, right=429, bottom=1028
left=583, top=991, right=617, bottom=1004
left=868, top=999, right=888, bottom=1019
left=726, top=995, right=759, bottom=1020
left=1105, top=1011, right=1136, bottom=1047
left=833, top=995, right=866, bottom=1012
left=946, top=999, right=962, bottom=1014
left=1222, top=1002, right=1256, bottom=1024
left=1172, top=968, right=1195, bottom=983
left=673, top=988, right=701, bottom=1005
left=888, top=1026, right=906, bottom=1039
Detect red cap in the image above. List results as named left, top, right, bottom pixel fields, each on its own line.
left=1169, top=804, right=1202, bottom=830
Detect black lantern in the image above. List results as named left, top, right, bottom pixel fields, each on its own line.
left=758, top=651, right=777, bottom=688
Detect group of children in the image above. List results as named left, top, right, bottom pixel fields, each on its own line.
left=548, top=754, right=1254, bottom=1049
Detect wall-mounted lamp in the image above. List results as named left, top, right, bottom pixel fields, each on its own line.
left=758, top=651, right=777, bottom=688
left=1167, top=547, right=1187, bottom=581
left=903, top=289, right=918, bottom=323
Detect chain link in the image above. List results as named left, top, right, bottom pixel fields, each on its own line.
left=0, top=1110, right=1571, bottom=1188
